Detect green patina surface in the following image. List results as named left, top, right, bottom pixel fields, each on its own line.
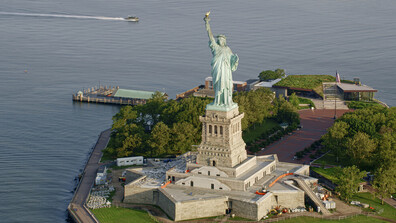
left=114, top=89, right=160, bottom=100
left=205, top=14, right=239, bottom=108
left=206, top=102, right=238, bottom=111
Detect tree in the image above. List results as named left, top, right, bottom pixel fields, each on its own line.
left=161, top=99, right=182, bottom=126
left=170, top=122, right=199, bottom=154
left=234, top=88, right=274, bottom=130
left=276, top=100, right=299, bottom=124
left=336, top=166, right=366, bottom=201
left=233, top=92, right=249, bottom=130
left=111, top=106, right=138, bottom=131
left=275, top=68, right=286, bottom=78
left=148, top=122, right=170, bottom=157
left=288, top=93, right=299, bottom=108
left=117, top=134, right=142, bottom=157
left=245, top=88, right=273, bottom=128
left=138, top=91, right=167, bottom=126
left=373, top=162, right=396, bottom=205
left=376, top=132, right=396, bottom=168
left=258, top=68, right=285, bottom=81
left=322, top=121, right=349, bottom=162
left=346, top=132, right=376, bottom=167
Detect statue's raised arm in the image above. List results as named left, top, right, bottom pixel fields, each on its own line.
left=204, top=12, right=215, bottom=44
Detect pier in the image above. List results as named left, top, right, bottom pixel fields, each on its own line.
left=72, top=86, right=164, bottom=106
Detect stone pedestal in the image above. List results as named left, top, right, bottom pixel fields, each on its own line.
left=196, top=106, right=247, bottom=168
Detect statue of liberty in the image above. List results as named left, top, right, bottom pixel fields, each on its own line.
left=204, top=12, right=239, bottom=110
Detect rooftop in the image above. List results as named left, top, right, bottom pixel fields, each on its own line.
left=233, top=81, right=247, bottom=85
left=162, top=184, right=257, bottom=202
left=117, top=156, right=143, bottom=161
left=336, top=83, right=377, bottom=92
left=245, top=79, right=260, bottom=85
left=113, top=89, right=163, bottom=100
left=254, top=78, right=282, bottom=88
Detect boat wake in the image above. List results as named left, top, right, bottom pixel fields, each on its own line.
left=0, top=12, right=125, bottom=21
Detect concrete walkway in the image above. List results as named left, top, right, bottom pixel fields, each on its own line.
left=257, top=109, right=351, bottom=163
left=365, top=185, right=396, bottom=209
left=68, top=129, right=111, bottom=223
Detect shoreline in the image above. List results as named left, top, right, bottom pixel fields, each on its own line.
left=68, top=129, right=111, bottom=223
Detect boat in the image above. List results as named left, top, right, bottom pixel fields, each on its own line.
left=124, top=16, right=139, bottom=22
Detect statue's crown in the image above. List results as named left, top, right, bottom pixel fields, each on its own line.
left=216, top=35, right=226, bottom=39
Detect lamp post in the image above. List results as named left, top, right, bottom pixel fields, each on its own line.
left=334, top=95, right=337, bottom=119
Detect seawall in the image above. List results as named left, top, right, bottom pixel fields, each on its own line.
left=68, top=129, right=111, bottom=223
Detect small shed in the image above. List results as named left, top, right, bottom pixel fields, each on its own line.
left=95, top=165, right=107, bottom=185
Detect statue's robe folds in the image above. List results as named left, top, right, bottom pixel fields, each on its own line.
left=209, top=40, right=239, bottom=107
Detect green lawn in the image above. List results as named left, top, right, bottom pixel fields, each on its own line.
left=100, top=151, right=115, bottom=162
left=91, top=207, right=157, bottom=223
left=242, top=119, right=279, bottom=144
left=311, top=167, right=341, bottom=183
left=297, top=97, right=315, bottom=109
left=346, top=101, right=383, bottom=109
left=274, top=215, right=386, bottom=223
left=352, top=192, right=396, bottom=220
left=313, top=151, right=349, bottom=166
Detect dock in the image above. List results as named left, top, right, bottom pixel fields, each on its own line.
left=72, top=86, right=167, bottom=106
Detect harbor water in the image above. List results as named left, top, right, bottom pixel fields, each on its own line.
left=0, top=0, right=395, bottom=222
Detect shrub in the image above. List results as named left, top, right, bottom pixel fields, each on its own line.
left=296, top=151, right=304, bottom=159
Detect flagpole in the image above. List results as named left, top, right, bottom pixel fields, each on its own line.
left=334, top=70, right=337, bottom=119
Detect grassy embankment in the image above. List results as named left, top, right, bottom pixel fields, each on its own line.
left=311, top=166, right=365, bottom=184
left=346, top=101, right=383, bottom=109
left=297, top=97, right=315, bottom=109
left=310, top=167, right=341, bottom=183
left=351, top=192, right=396, bottom=220
left=91, top=207, right=157, bottom=223
left=242, top=119, right=279, bottom=144
left=312, top=152, right=350, bottom=167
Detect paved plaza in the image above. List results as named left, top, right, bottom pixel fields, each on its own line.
left=257, top=109, right=352, bottom=164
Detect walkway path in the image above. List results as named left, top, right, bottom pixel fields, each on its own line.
left=257, top=109, right=351, bottom=163
left=365, top=185, right=396, bottom=209
left=294, top=178, right=331, bottom=215
left=68, top=129, right=111, bottom=223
